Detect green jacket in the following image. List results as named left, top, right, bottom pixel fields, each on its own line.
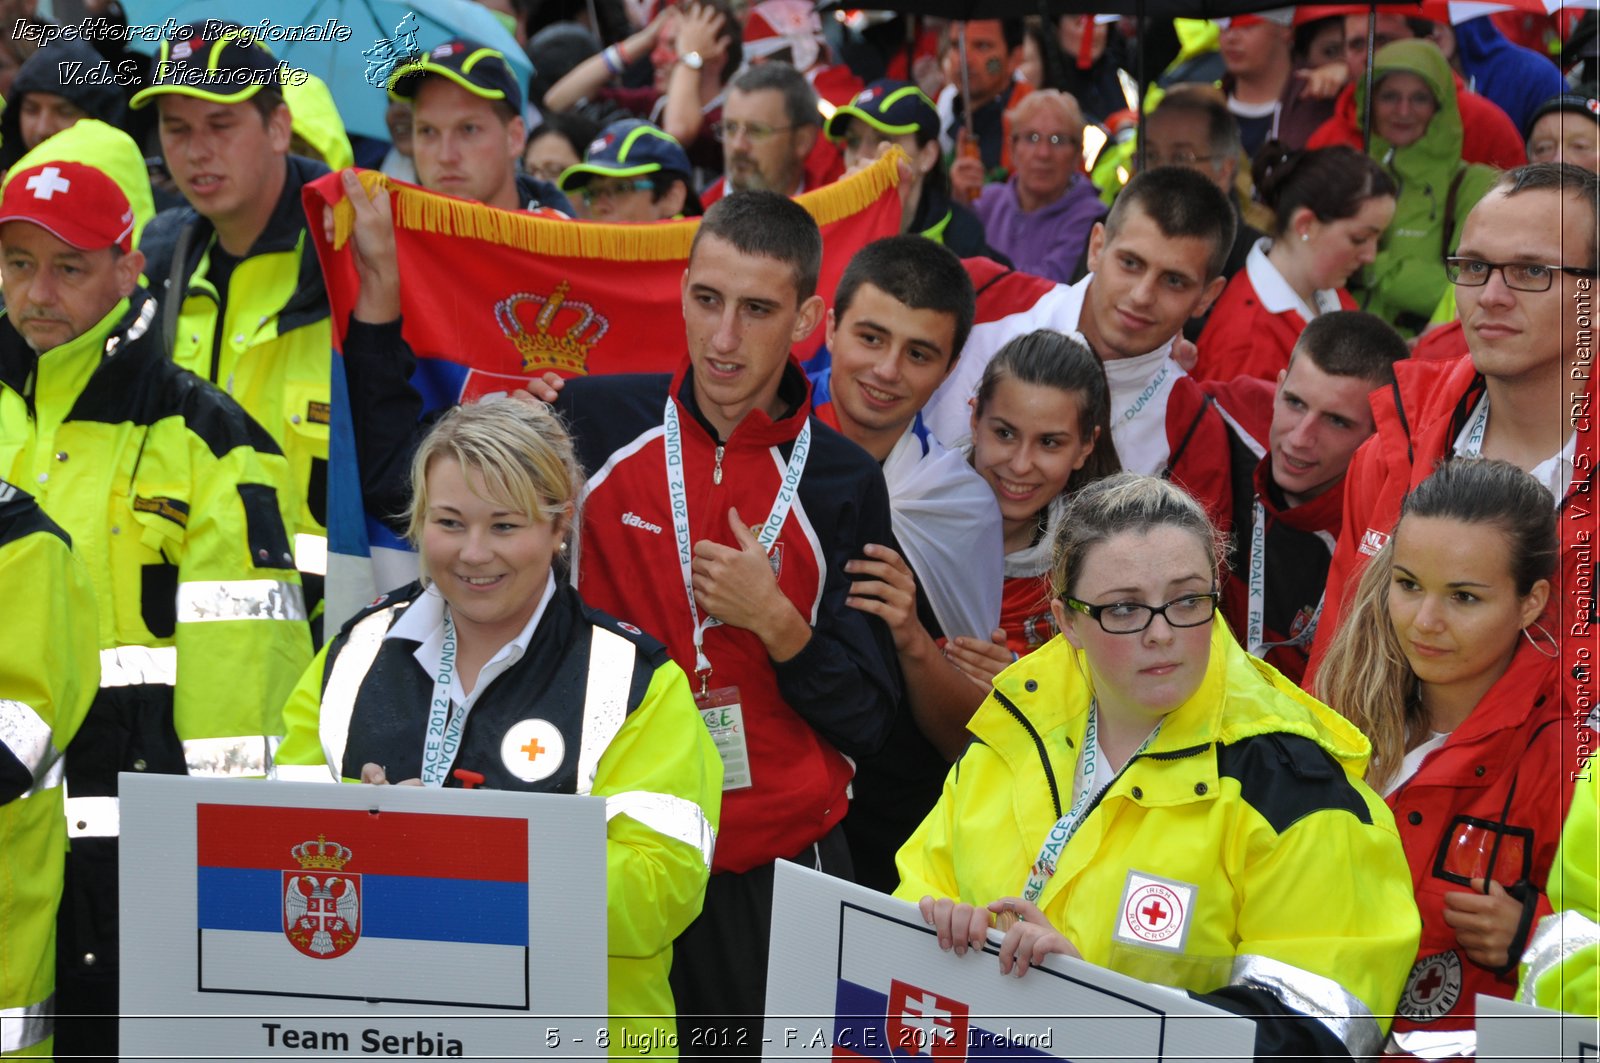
left=895, top=622, right=1420, bottom=1057
left=0, top=480, right=98, bottom=1058
left=1358, top=39, right=1499, bottom=333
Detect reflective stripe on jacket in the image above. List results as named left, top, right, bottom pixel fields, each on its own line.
left=0, top=482, right=99, bottom=1058
left=275, top=579, right=722, bottom=1057
left=895, top=622, right=1420, bottom=1057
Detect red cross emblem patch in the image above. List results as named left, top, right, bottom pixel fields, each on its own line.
left=1113, top=870, right=1196, bottom=952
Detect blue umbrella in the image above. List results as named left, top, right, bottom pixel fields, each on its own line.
left=119, top=0, right=533, bottom=140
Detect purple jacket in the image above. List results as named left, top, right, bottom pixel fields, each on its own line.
left=973, top=173, right=1107, bottom=284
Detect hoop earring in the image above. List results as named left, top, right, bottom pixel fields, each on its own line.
left=1521, top=621, right=1558, bottom=659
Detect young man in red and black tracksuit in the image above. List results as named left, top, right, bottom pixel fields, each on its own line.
left=546, top=191, right=900, bottom=1056
left=919, top=166, right=1240, bottom=536
left=1308, top=166, right=1599, bottom=712
left=1205, top=311, right=1406, bottom=687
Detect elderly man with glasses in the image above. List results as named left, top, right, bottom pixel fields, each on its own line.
left=971, top=89, right=1105, bottom=284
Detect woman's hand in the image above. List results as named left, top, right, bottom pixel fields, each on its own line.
left=846, top=544, right=923, bottom=652
left=946, top=630, right=1014, bottom=687
left=917, top=895, right=993, bottom=956
left=989, top=897, right=1081, bottom=977
left=1441, top=878, right=1525, bottom=969
left=360, top=763, right=422, bottom=786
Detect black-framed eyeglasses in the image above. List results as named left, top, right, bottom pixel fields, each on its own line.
left=1445, top=256, right=1598, bottom=293
left=1062, top=589, right=1219, bottom=634
left=710, top=120, right=795, bottom=143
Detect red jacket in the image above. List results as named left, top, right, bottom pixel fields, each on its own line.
left=554, top=362, right=900, bottom=872
left=1220, top=457, right=1343, bottom=688
left=1306, top=78, right=1526, bottom=171
left=1193, top=268, right=1356, bottom=384
left=1386, top=642, right=1577, bottom=1035
left=1308, top=356, right=1598, bottom=719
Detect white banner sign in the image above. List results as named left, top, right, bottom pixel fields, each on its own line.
left=1478, top=994, right=1600, bottom=1061
left=763, top=861, right=1254, bottom=1062
left=120, top=774, right=608, bottom=1059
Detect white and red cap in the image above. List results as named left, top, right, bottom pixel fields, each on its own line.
left=0, top=160, right=134, bottom=253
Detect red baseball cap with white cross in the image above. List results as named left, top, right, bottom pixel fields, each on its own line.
left=0, top=160, right=135, bottom=253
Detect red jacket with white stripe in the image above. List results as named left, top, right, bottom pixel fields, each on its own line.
left=555, top=361, right=900, bottom=873
left=1307, top=355, right=1597, bottom=720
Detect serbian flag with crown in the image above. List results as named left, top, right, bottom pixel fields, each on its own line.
left=305, top=154, right=903, bottom=631
left=195, top=803, right=531, bottom=1008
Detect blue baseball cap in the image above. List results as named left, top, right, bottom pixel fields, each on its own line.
left=558, top=119, right=691, bottom=192
left=824, top=80, right=938, bottom=143
left=389, top=39, right=523, bottom=114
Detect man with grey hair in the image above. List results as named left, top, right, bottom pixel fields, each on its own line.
left=703, top=61, right=824, bottom=202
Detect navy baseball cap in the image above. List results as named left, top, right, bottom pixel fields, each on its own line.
left=558, top=119, right=691, bottom=192
left=130, top=22, right=282, bottom=109
left=389, top=39, right=523, bottom=114
left=824, top=80, right=938, bottom=143
left=1524, top=93, right=1600, bottom=139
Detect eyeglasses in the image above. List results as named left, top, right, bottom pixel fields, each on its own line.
left=1012, top=131, right=1075, bottom=150
left=1445, top=257, right=1598, bottom=293
left=1144, top=150, right=1216, bottom=168
left=1061, top=590, right=1219, bottom=634
left=523, top=162, right=570, bottom=182
left=579, top=178, right=655, bottom=204
left=711, top=120, right=796, bottom=143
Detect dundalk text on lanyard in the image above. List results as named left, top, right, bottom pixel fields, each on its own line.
left=1021, top=705, right=1160, bottom=904
left=662, top=397, right=811, bottom=690
left=1244, top=496, right=1327, bottom=659
left=420, top=609, right=470, bottom=787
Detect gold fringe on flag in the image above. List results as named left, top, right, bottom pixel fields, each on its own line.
left=329, top=149, right=904, bottom=262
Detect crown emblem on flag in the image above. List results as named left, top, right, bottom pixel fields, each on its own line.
left=495, top=281, right=609, bottom=376
left=290, top=834, right=353, bottom=870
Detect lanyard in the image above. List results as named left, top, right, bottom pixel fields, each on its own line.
left=420, top=609, right=472, bottom=787
left=1117, top=359, right=1171, bottom=426
left=662, top=397, right=811, bottom=682
left=1246, top=496, right=1330, bottom=657
left=1021, top=705, right=1159, bottom=903
left=1459, top=395, right=1489, bottom=457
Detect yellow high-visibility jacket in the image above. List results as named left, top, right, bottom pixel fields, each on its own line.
left=0, top=480, right=98, bottom=1060
left=0, top=290, right=312, bottom=992
left=896, top=622, right=1420, bottom=1058
left=139, top=155, right=332, bottom=565
left=1520, top=764, right=1600, bottom=1016
left=275, top=579, right=722, bottom=1057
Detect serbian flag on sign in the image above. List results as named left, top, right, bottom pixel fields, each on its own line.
left=195, top=803, right=530, bottom=1008
left=304, top=153, right=904, bottom=633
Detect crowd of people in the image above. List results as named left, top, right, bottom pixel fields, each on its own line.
left=1, top=1, right=1598, bottom=1061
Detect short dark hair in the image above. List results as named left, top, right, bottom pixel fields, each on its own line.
left=1292, top=310, right=1406, bottom=387
left=692, top=190, right=822, bottom=301
left=248, top=86, right=286, bottom=125
left=1492, top=161, right=1600, bottom=268
left=999, top=18, right=1026, bottom=52
left=833, top=236, right=976, bottom=363
left=1104, top=165, right=1237, bottom=279
left=1149, top=84, right=1241, bottom=169
left=690, top=0, right=743, bottom=83
left=729, top=61, right=821, bottom=129
left=525, top=111, right=600, bottom=163
left=1253, top=143, right=1397, bottom=240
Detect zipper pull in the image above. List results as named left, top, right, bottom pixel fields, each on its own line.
left=713, top=445, right=724, bottom=485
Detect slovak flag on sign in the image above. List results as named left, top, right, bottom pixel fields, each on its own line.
left=195, top=803, right=531, bottom=1009
left=886, top=980, right=970, bottom=1059
left=831, top=908, right=1060, bottom=1062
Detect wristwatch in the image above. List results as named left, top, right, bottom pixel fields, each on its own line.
left=679, top=51, right=704, bottom=71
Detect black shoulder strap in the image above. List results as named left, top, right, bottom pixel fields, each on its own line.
left=1162, top=393, right=1215, bottom=481
left=1440, top=166, right=1470, bottom=263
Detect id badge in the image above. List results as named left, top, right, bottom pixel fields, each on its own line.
left=696, top=685, right=753, bottom=791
